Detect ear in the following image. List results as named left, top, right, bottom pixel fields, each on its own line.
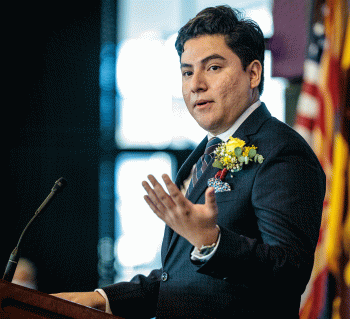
left=247, top=60, right=262, bottom=90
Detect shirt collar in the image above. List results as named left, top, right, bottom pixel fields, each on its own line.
left=208, top=100, right=261, bottom=142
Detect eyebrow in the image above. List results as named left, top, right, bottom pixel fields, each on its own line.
left=180, top=54, right=227, bottom=69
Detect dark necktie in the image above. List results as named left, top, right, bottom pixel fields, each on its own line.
left=186, top=137, right=222, bottom=197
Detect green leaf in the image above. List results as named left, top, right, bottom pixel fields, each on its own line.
left=238, top=156, right=245, bottom=163
left=257, top=155, right=264, bottom=164
left=248, top=149, right=257, bottom=158
left=212, top=160, right=224, bottom=169
left=234, top=147, right=242, bottom=156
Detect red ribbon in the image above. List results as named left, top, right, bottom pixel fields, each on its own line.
left=214, top=168, right=228, bottom=181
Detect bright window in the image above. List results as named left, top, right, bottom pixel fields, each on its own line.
left=114, top=152, right=175, bottom=281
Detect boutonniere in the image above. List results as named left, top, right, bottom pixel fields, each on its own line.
left=208, top=137, right=264, bottom=193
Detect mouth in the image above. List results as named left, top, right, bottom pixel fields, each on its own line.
left=194, top=100, right=213, bottom=108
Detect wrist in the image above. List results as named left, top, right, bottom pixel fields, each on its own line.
left=195, top=225, right=220, bottom=250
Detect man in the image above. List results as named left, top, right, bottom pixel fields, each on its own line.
left=53, top=6, right=326, bottom=318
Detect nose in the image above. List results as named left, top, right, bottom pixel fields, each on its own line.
left=190, top=71, right=207, bottom=93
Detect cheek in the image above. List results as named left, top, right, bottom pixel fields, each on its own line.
left=216, top=78, right=239, bottom=104
left=182, top=87, right=189, bottom=102
left=182, top=83, right=190, bottom=101
left=182, top=91, right=191, bottom=109
left=223, top=76, right=249, bottom=101
left=182, top=90, right=194, bottom=116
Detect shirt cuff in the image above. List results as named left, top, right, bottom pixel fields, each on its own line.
left=190, top=227, right=221, bottom=262
left=95, top=288, right=112, bottom=314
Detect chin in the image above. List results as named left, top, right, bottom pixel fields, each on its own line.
left=202, top=126, right=221, bottom=135
left=196, top=118, right=223, bottom=134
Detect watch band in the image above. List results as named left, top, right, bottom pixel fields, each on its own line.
left=198, top=242, right=216, bottom=256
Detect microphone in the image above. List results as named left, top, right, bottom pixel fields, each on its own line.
left=2, top=177, right=67, bottom=282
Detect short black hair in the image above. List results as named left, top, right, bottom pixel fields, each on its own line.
left=175, top=5, right=265, bottom=94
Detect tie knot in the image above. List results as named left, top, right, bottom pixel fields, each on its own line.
left=204, top=137, right=221, bottom=155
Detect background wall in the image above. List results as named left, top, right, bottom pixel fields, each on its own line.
left=4, top=0, right=102, bottom=293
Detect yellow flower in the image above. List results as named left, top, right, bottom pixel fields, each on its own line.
left=225, top=137, right=246, bottom=152
left=226, top=136, right=245, bottom=152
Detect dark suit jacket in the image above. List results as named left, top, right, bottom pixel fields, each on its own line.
left=103, top=103, right=326, bottom=318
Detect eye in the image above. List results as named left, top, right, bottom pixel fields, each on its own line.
left=182, top=70, right=193, bottom=77
left=209, top=65, right=221, bottom=71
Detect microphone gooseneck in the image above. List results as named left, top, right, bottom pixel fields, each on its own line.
left=2, top=178, right=67, bottom=283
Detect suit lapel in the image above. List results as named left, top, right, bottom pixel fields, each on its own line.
left=233, top=102, right=271, bottom=139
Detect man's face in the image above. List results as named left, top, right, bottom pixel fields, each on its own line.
left=181, top=34, right=261, bottom=135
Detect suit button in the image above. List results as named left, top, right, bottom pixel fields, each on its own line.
left=161, top=272, right=168, bottom=281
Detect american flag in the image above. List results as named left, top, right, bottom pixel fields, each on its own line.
left=295, top=0, right=350, bottom=318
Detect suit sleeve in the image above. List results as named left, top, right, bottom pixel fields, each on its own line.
left=195, top=138, right=326, bottom=294
left=102, top=268, right=161, bottom=318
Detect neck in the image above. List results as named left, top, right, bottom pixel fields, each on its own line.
left=208, top=99, right=261, bottom=141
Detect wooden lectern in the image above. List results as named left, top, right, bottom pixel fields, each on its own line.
left=0, top=279, right=123, bottom=318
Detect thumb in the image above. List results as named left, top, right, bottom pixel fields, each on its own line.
left=205, top=187, right=218, bottom=212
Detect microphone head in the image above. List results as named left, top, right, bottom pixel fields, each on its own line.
left=51, top=177, right=68, bottom=193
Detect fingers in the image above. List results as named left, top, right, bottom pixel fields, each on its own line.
left=143, top=194, right=160, bottom=214
left=51, top=292, right=106, bottom=311
left=142, top=175, right=176, bottom=215
left=205, top=187, right=216, bottom=202
left=141, top=180, right=166, bottom=216
left=161, top=174, right=188, bottom=207
left=205, top=187, right=218, bottom=214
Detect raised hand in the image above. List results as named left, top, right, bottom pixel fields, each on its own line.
left=142, top=174, right=219, bottom=248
